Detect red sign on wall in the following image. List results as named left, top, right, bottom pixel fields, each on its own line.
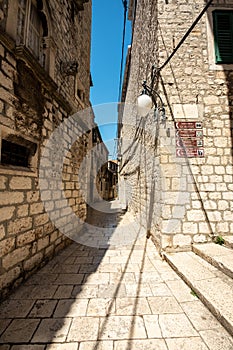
left=176, top=121, right=202, bottom=129
left=176, top=120, right=204, bottom=158
left=176, top=148, right=204, bottom=158
left=176, top=129, right=203, bottom=138
left=176, top=138, right=203, bottom=148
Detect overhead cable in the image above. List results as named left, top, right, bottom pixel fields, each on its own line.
left=118, top=0, right=128, bottom=102
left=158, top=0, right=214, bottom=72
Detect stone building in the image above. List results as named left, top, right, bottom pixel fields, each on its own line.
left=97, top=160, right=118, bottom=201
left=91, top=124, right=109, bottom=202
left=0, top=0, right=96, bottom=298
left=107, top=160, right=118, bottom=200
left=118, top=0, right=233, bottom=252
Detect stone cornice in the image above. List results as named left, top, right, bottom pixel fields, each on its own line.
left=14, top=45, right=73, bottom=114
left=0, top=29, right=73, bottom=115
left=75, top=0, right=90, bottom=11
left=0, top=29, right=15, bottom=52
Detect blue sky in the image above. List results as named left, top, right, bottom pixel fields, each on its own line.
left=90, top=0, right=131, bottom=158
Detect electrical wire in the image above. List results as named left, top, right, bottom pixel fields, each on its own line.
left=118, top=0, right=128, bottom=102
left=158, top=0, right=214, bottom=72
left=115, top=0, right=128, bottom=161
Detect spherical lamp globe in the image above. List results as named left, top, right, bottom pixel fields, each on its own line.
left=137, top=94, right=153, bottom=117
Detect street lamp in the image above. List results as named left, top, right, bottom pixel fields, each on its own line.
left=137, top=81, right=166, bottom=122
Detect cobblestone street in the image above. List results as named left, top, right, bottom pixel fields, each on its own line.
left=0, top=204, right=233, bottom=350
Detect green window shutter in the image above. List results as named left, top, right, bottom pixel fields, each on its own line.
left=213, top=10, right=233, bottom=64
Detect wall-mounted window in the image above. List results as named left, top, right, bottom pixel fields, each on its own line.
left=213, top=10, right=233, bottom=64
left=75, top=75, right=85, bottom=107
left=0, top=127, right=38, bottom=171
left=17, top=0, right=48, bottom=67
left=1, top=140, right=31, bottom=167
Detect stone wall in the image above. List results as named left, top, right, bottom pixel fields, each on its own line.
left=0, top=0, right=93, bottom=298
left=119, top=0, right=233, bottom=252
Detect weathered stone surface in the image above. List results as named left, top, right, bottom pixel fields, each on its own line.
left=0, top=192, right=24, bottom=206
left=98, top=315, right=147, bottom=340
left=46, top=344, right=77, bottom=350
left=87, top=298, right=114, bottom=316
left=143, top=314, right=162, bottom=338
left=0, top=299, right=35, bottom=318
left=32, top=318, right=72, bottom=343
left=23, top=252, right=43, bottom=271
left=0, top=237, right=15, bottom=257
left=166, top=280, right=195, bottom=302
left=159, top=313, right=198, bottom=337
left=0, top=0, right=94, bottom=299
left=79, top=342, right=113, bottom=350
left=165, top=337, right=209, bottom=350
left=1, top=236, right=233, bottom=347
left=2, top=246, right=30, bottom=269
left=147, top=296, right=183, bottom=314
left=200, top=329, right=233, bottom=350
left=0, top=319, right=40, bottom=343
left=165, top=251, right=233, bottom=336
left=29, top=299, right=57, bottom=318
left=181, top=300, right=222, bottom=331
left=67, top=317, right=99, bottom=342
left=9, top=177, right=32, bottom=190
left=54, top=298, right=88, bottom=317
left=8, top=217, right=33, bottom=235
left=118, top=0, right=233, bottom=252
left=115, top=297, right=151, bottom=315
left=114, top=339, right=167, bottom=350
left=17, top=230, right=35, bottom=247
left=193, top=243, right=233, bottom=279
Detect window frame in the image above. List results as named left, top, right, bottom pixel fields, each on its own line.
left=5, top=0, right=52, bottom=72
left=206, top=6, right=233, bottom=70
left=75, top=74, right=85, bottom=108
left=0, top=125, right=38, bottom=175
left=213, top=10, right=233, bottom=64
left=17, top=0, right=45, bottom=65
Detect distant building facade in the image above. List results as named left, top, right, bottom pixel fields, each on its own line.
left=91, top=124, right=109, bottom=202
left=96, top=160, right=118, bottom=201
left=107, top=160, right=118, bottom=200
left=0, top=0, right=95, bottom=298
left=119, top=0, right=233, bottom=252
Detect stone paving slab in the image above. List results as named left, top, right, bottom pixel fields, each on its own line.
left=165, top=337, right=209, bottom=350
left=98, top=315, right=147, bottom=340
left=115, top=297, right=151, bottom=315
left=200, top=329, right=233, bottom=350
left=0, top=319, right=40, bottom=343
left=32, top=318, right=72, bottom=343
left=0, top=300, right=35, bottom=318
left=223, top=235, right=233, bottom=250
left=1, top=211, right=233, bottom=349
left=67, top=317, right=99, bottom=342
left=193, top=242, right=233, bottom=279
left=180, top=300, right=222, bottom=331
left=159, top=313, right=199, bottom=338
left=114, top=339, right=167, bottom=350
left=165, top=251, right=233, bottom=337
left=11, top=346, right=45, bottom=350
left=79, top=341, right=113, bottom=350
left=46, top=344, right=78, bottom=350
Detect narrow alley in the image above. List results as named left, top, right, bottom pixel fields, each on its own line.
left=0, top=205, right=233, bottom=350
left=1, top=0, right=233, bottom=349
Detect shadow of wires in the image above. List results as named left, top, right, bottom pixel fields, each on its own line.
left=0, top=202, right=151, bottom=349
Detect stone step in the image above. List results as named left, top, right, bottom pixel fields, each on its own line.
left=223, top=236, right=233, bottom=250
left=192, top=243, right=233, bottom=279
left=164, top=251, right=233, bottom=337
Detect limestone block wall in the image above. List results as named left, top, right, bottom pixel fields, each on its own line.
left=0, top=0, right=93, bottom=298
left=119, top=0, right=162, bottom=242
left=119, top=0, right=233, bottom=252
